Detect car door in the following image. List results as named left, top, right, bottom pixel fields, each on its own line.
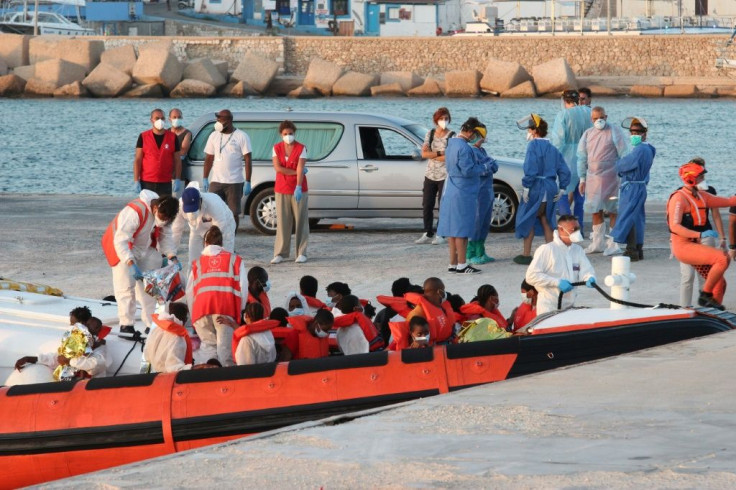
left=355, top=125, right=425, bottom=211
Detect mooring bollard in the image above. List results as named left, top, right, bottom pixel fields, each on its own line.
left=604, top=255, right=637, bottom=310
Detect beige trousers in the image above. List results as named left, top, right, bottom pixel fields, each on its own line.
left=274, top=191, right=309, bottom=258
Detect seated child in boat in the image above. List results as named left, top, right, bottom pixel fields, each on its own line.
left=408, top=316, right=432, bottom=349
left=144, top=302, right=194, bottom=373
left=508, top=280, right=538, bottom=332
left=333, top=295, right=385, bottom=354
left=221, top=303, right=278, bottom=366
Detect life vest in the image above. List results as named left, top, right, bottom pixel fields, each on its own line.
left=459, top=302, right=508, bottom=329
left=388, top=320, right=409, bottom=351
left=231, top=319, right=280, bottom=360
left=286, top=315, right=329, bottom=359
left=271, top=326, right=299, bottom=357
left=273, top=141, right=308, bottom=194
left=375, top=295, right=414, bottom=318
left=247, top=290, right=272, bottom=317
left=141, top=129, right=177, bottom=183
left=404, top=292, right=456, bottom=342
left=667, top=188, right=710, bottom=234
left=98, top=326, right=111, bottom=340
left=332, top=311, right=385, bottom=351
left=191, top=252, right=243, bottom=323
left=152, top=314, right=193, bottom=365
left=512, top=302, right=536, bottom=332
left=303, top=295, right=326, bottom=311
left=101, top=199, right=151, bottom=267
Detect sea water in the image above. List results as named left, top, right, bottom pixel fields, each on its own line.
left=1, top=96, right=733, bottom=201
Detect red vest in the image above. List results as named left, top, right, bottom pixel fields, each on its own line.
left=304, top=295, right=326, bottom=311
left=141, top=129, right=176, bottom=183
left=512, top=302, right=536, bottom=332
left=247, top=291, right=272, bottom=317
left=333, top=311, right=385, bottom=351
left=231, top=319, right=280, bottom=360
left=272, top=326, right=299, bottom=357
left=191, top=251, right=243, bottom=323
left=274, top=141, right=308, bottom=194
left=152, top=314, right=193, bottom=365
left=287, top=315, right=329, bottom=359
left=376, top=295, right=414, bottom=318
left=101, top=199, right=151, bottom=267
left=405, top=292, right=456, bottom=342
left=459, top=302, right=508, bottom=329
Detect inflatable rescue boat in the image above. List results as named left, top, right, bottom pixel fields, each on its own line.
left=1, top=295, right=734, bottom=488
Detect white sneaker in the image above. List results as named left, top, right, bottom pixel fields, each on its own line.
left=295, top=255, right=307, bottom=263
left=603, top=244, right=624, bottom=256
left=270, top=255, right=284, bottom=264
left=415, top=233, right=432, bottom=244
left=431, top=235, right=446, bottom=245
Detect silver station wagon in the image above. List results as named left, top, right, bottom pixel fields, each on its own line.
left=184, top=111, right=524, bottom=235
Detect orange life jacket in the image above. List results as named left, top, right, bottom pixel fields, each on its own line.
left=303, top=295, right=326, bottom=311
left=152, top=314, right=193, bottom=365
left=101, top=199, right=151, bottom=267
left=404, top=292, right=456, bottom=342
left=98, top=326, right=111, bottom=340
left=512, top=302, right=536, bottom=332
left=141, top=129, right=177, bottom=183
left=375, top=295, right=414, bottom=318
left=667, top=188, right=710, bottom=233
left=231, top=319, right=280, bottom=360
left=287, top=315, right=329, bottom=359
left=247, top=290, right=272, bottom=318
left=332, top=311, right=385, bottom=351
left=191, top=252, right=243, bottom=323
left=459, top=302, right=508, bottom=329
left=273, top=141, right=308, bottom=194
left=388, top=320, right=409, bottom=351
left=271, top=326, right=299, bottom=357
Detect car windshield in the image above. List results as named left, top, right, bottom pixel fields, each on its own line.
left=403, top=124, right=429, bottom=143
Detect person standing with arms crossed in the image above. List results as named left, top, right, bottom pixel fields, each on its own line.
left=169, top=108, right=192, bottom=198
left=203, top=110, right=252, bottom=230
left=133, top=108, right=182, bottom=197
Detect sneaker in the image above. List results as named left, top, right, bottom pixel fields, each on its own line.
left=415, top=233, right=433, bottom=244
left=270, top=255, right=284, bottom=264
left=295, top=255, right=308, bottom=263
left=448, top=266, right=457, bottom=274
left=513, top=255, right=532, bottom=265
left=698, top=291, right=725, bottom=311
left=456, top=265, right=481, bottom=274
left=431, top=235, right=446, bottom=245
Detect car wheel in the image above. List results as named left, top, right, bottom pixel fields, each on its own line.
left=490, top=183, right=518, bottom=233
left=249, top=187, right=278, bottom=235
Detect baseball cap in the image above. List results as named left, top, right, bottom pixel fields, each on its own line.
left=182, top=187, right=201, bottom=213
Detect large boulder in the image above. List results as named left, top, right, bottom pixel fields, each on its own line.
left=587, top=84, right=619, bottom=96
left=54, top=81, right=88, bottom=97
left=100, top=45, right=137, bottom=75
left=122, top=84, right=164, bottom=98
left=58, top=39, right=104, bottom=73
left=380, top=71, right=423, bottom=92
left=132, top=46, right=183, bottom=92
left=184, top=58, right=226, bottom=88
left=480, top=58, right=532, bottom=94
left=0, top=74, right=26, bottom=96
left=500, top=80, right=537, bottom=98
left=0, top=59, right=6, bottom=76
left=12, top=64, right=34, bottom=81
left=629, top=85, right=663, bottom=97
left=212, top=59, right=228, bottom=80
left=664, top=84, right=698, bottom=98
left=265, top=76, right=303, bottom=96
left=82, top=63, right=132, bottom=97
left=34, top=58, right=87, bottom=88
left=231, top=52, right=279, bottom=93
left=303, top=57, right=343, bottom=96
left=28, top=35, right=63, bottom=64
left=287, top=86, right=319, bottom=99
left=0, top=34, right=30, bottom=68
left=170, top=79, right=216, bottom=98
left=219, top=81, right=259, bottom=97
left=444, top=70, right=481, bottom=97
left=332, top=71, right=377, bottom=96
left=24, top=77, right=57, bottom=96
left=407, top=77, right=444, bottom=97
left=370, top=82, right=405, bottom=96
left=532, top=57, right=577, bottom=95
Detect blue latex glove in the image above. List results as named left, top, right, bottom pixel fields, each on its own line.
left=303, top=167, right=309, bottom=175
left=554, top=188, right=566, bottom=202
left=294, top=187, right=303, bottom=203
left=134, top=181, right=141, bottom=194
left=130, top=263, right=143, bottom=281
left=558, top=279, right=573, bottom=293
left=202, top=177, right=209, bottom=192
left=244, top=181, right=252, bottom=196
left=173, top=179, right=182, bottom=193
left=701, top=230, right=719, bottom=240
left=586, top=276, right=596, bottom=288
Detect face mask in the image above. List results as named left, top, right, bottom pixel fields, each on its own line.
left=526, top=132, right=534, bottom=142
left=413, top=333, right=430, bottom=343
left=171, top=118, right=182, bottom=128
left=283, top=134, right=295, bottom=144
left=521, top=294, right=532, bottom=305
left=290, top=308, right=305, bottom=316
left=438, top=119, right=448, bottom=130
left=263, top=280, right=271, bottom=293
left=468, top=136, right=480, bottom=146
left=697, top=180, right=709, bottom=191
left=593, top=119, right=606, bottom=130
left=153, top=119, right=165, bottom=130
left=568, top=230, right=584, bottom=243
left=214, top=121, right=225, bottom=133
left=630, top=135, right=642, bottom=146
left=315, top=327, right=329, bottom=338
left=439, top=290, right=448, bottom=302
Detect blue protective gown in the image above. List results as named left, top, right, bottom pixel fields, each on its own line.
left=437, top=138, right=488, bottom=239
left=514, top=138, right=571, bottom=239
left=470, top=146, right=498, bottom=242
left=609, top=142, right=656, bottom=244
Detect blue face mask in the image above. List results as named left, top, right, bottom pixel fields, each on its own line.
left=261, top=279, right=271, bottom=293
left=290, top=308, right=305, bottom=316
left=630, top=135, right=642, bottom=147
left=468, top=136, right=481, bottom=146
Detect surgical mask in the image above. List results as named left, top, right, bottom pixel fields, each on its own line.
left=468, top=136, right=480, bottom=146
left=325, top=299, right=335, bottom=308
left=593, top=119, right=606, bottom=130
left=630, top=135, right=642, bottom=146
left=263, top=280, right=271, bottom=293
left=526, top=132, right=534, bottom=142
left=568, top=230, right=584, bottom=243
left=697, top=180, right=709, bottom=191
left=314, top=327, right=329, bottom=338
left=521, top=294, right=532, bottom=305
left=214, top=121, right=225, bottom=133
left=153, top=119, right=165, bottom=130
left=171, top=118, right=182, bottom=128
left=290, top=308, right=305, bottom=316
left=282, top=134, right=295, bottom=144
left=413, top=333, right=430, bottom=343
left=438, top=119, right=448, bottom=130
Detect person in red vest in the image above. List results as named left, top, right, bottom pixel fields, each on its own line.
left=281, top=309, right=334, bottom=360
left=101, top=191, right=179, bottom=337
left=407, top=316, right=432, bottom=349
left=405, top=277, right=457, bottom=343
left=508, top=280, right=538, bottom=332
left=133, top=108, right=182, bottom=197
left=144, top=302, right=195, bottom=373
left=271, top=120, right=310, bottom=264
left=459, top=284, right=508, bottom=330
left=333, top=295, right=385, bottom=354
left=220, top=302, right=279, bottom=365
left=186, top=226, right=247, bottom=367
left=299, top=275, right=326, bottom=313
left=246, top=266, right=272, bottom=317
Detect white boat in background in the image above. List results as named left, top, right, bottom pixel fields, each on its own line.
left=0, top=9, right=94, bottom=35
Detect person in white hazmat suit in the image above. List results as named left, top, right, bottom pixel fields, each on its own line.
left=525, top=214, right=597, bottom=315
left=577, top=106, right=629, bottom=255
left=172, top=183, right=236, bottom=263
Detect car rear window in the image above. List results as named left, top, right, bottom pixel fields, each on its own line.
left=189, top=121, right=344, bottom=162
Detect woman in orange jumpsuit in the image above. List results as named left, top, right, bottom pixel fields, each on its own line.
left=667, top=163, right=736, bottom=310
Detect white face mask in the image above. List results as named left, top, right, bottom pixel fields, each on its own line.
left=569, top=230, right=584, bottom=243
left=697, top=180, right=709, bottom=191
left=521, top=294, right=532, bottom=305
left=314, top=327, right=329, bottom=338
left=438, top=119, right=448, bottom=130
left=153, top=119, right=165, bottom=130
left=283, top=134, right=295, bottom=144
left=593, top=119, right=606, bottom=130
left=290, top=308, right=305, bottom=316
left=171, top=118, right=182, bottom=128
left=214, top=121, right=225, bottom=133
left=412, top=333, right=430, bottom=343
left=526, top=132, right=534, bottom=142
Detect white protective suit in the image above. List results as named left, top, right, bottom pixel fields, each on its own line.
left=234, top=331, right=277, bottom=365
left=172, top=184, right=236, bottom=262
left=38, top=345, right=111, bottom=378
left=112, top=190, right=177, bottom=328
left=577, top=123, right=628, bottom=213
left=185, top=244, right=248, bottom=367
left=525, top=230, right=596, bottom=315
left=143, top=312, right=192, bottom=373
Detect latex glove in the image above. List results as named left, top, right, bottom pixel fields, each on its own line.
left=170, top=256, right=182, bottom=272
left=130, top=263, right=144, bottom=281
left=586, top=276, right=596, bottom=288
left=202, top=177, right=209, bottom=192
left=579, top=180, right=586, bottom=195
left=553, top=189, right=566, bottom=202
left=558, top=279, right=573, bottom=293
left=134, top=181, right=142, bottom=194
left=244, top=181, right=252, bottom=196
left=521, top=187, right=530, bottom=203
left=294, top=186, right=303, bottom=203
left=303, top=167, right=309, bottom=175
left=173, top=179, right=182, bottom=193
left=701, top=230, right=719, bottom=240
